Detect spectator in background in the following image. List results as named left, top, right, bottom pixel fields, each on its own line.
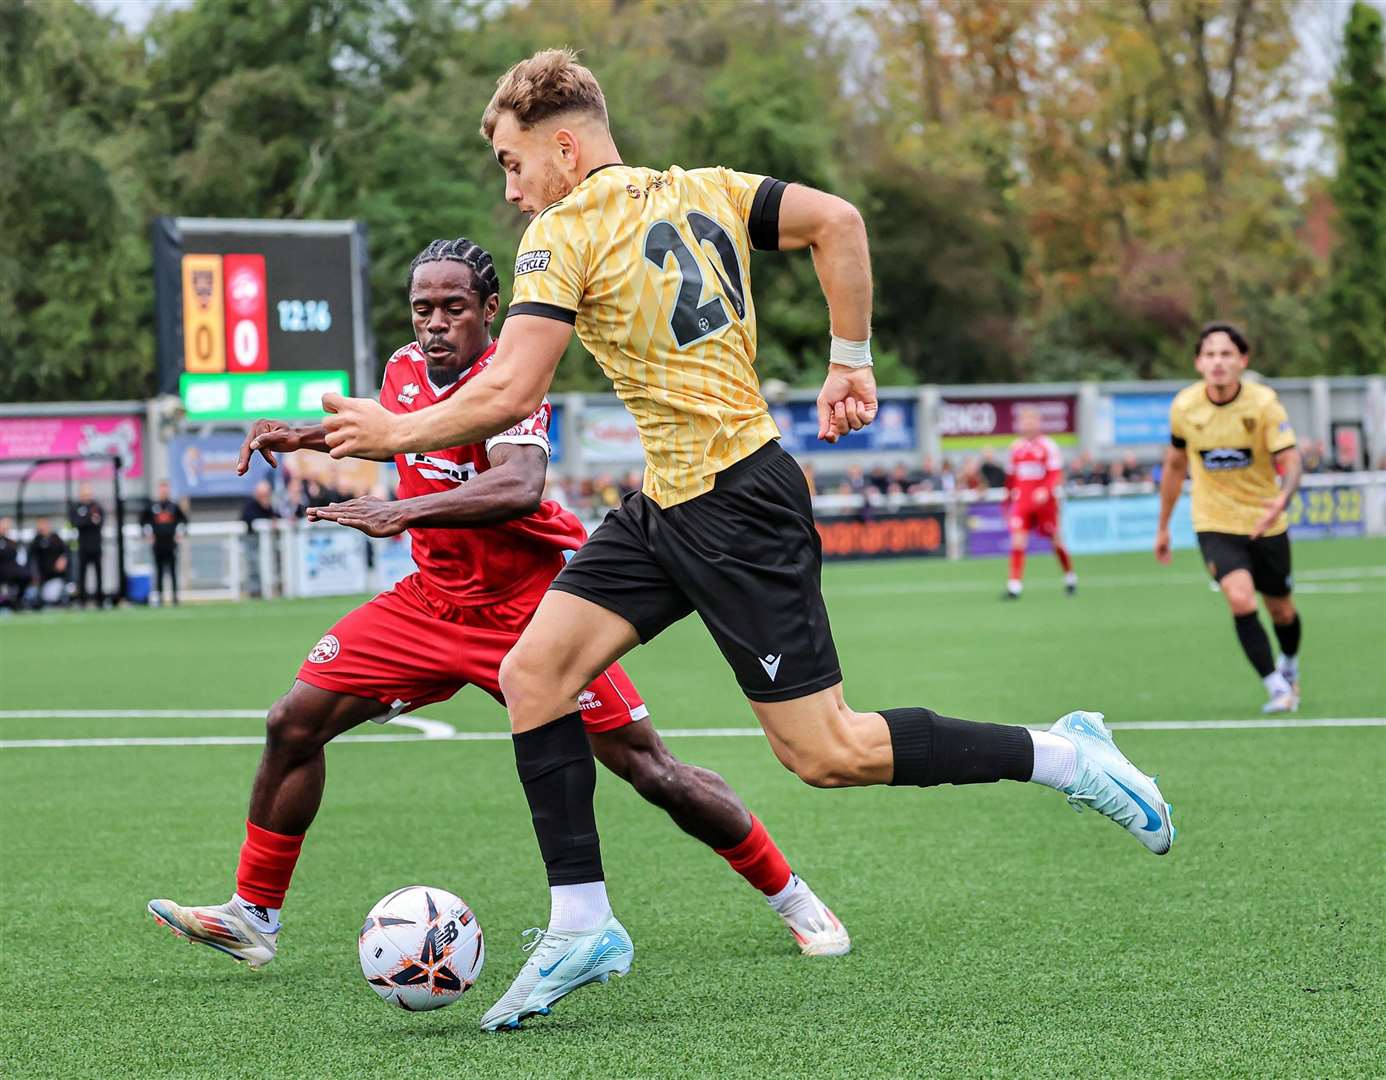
left=1301, top=439, right=1325, bottom=474
left=839, top=464, right=868, bottom=496
left=867, top=463, right=891, bottom=495
left=242, top=480, right=277, bottom=532
left=143, top=480, right=187, bottom=606
left=619, top=470, right=642, bottom=497
left=887, top=463, right=913, bottom=495
left=0, top=517, right=27, bottom=612
left=27, top=517, right=69, bottom=610
left=938, top=459, right=957, bottom=492
left=69, top=482, right=107, bottom=607
left=959, top=457, right=985, bottom=493
left=914, top=456, right=937, bottom=492
left=1108, top=458, right=1126, bottom=485
left=979, top=448, right=1007, bottom=489
left=800, top=461, right=817, bottom=496
left=281, top=478, right=310, bottom=519
left=1121, top=452, right=1148, bottom=485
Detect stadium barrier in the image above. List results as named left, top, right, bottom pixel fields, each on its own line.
left=8, top=472, right=1372, bottom=602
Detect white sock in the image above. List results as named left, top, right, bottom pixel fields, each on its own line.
left=1278, top=653, right=1298, bottom=681
left=1263, top=670, right=1292, bottom=699
left=233, top=893, right=280, bottom=933
left=766, top=874, right=802, bottom=913
left=1028, top=730, right=1077, bottom=790
left=549, top=881, right=611, bottom=932
left=1064, top=571, right=1078, bottom=586
left=1007, top=579, right=1022, bottom=596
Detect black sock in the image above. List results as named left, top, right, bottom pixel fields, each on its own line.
left=512, top=712, right=603, bottom=886
left=1233, top=612, right=1276, bottom=678
left=1272, top=614, right=1301, bottom=659
left=881, top=707, right=1033, bottom=787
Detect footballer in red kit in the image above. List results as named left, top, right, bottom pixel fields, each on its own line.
left=147, top=238, right=848, bottom=974
left=1004, top=407, right=1077, bottom=599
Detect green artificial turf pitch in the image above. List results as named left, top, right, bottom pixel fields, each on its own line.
left=2, top=540, right=1383, bottom=1078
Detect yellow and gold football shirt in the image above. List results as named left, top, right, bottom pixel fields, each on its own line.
left=1169, top=380, right=1297, bottom=536
left=507, top=164, right=785, bottom=508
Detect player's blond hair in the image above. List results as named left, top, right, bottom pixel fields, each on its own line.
left=481, top=48, right=608, bottom=140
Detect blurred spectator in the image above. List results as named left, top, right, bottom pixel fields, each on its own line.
left=593, top=473, right=622, bottom=508
left=1301, top=438, right=1325, bottom=473
left=1120, top=452, right=1148, bottom=484
left=959, top=457, right=984, bottom=493
left=979, top=448, right=1007, bottom=489
left=27, top=517, right=69, bottom=610
left=242, top=480, right=277, bottom=532
left=0, top=517, right=26, bottom=612
left=281, top=478, right=310, bottom=519
left=69, top=482, right=107, bottom=607
left=800, top=461, right=817, bottom=496
left=914, top=456, right=938, bottom=492
left=867, top=464, right=891, bottom=495
left=143, top=480, right=187, bottom=606
left=838, top=464, right=868, bottom=496
left=938, top=460, right=957, bottom=492
left=887, top=463, right=913, bottom=495
left=619, top=470, right=642, bottom=497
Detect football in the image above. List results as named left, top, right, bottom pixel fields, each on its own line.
left=358, top=886, right=484, bottom=1011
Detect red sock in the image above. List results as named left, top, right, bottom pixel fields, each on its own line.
left=1055, top=544, right=1073, bottom=573
left=1008, top=548, right=1025, bottom=582
left=235, top=820, right=305, bottom=908
left=715, top=816, right=792, bottom=895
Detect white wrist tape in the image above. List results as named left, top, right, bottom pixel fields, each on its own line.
left=829, top=334, right=873, bottom=369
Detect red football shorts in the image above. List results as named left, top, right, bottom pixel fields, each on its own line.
left=296, top=573, right=646, bottom=733
left=1008, top=496, right=1059, bottom=538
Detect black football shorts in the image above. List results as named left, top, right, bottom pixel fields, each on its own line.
left=1196, top=530, right=1293, bottom=597
left=551, top=440, right=842, bottom=702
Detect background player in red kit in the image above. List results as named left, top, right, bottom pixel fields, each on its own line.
left=146, top=238, right=847, bottom=967
left=1004, top=407, right=1077, bottom=599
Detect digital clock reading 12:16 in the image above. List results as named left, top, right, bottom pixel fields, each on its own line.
left=277, top=299, right=333, bottom=332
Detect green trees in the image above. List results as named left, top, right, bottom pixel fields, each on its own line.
left=0, top=0, right=1374, bottom=403
left=1325, top=2, right=1386, bottom=375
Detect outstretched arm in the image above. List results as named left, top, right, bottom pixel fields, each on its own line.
left=775, top=184, right=877, bottom=443
left=320, top=316, right=571, bottom=461
left=235, top=420, right=330, bottom=474
left=1154, top=445, right=1188, bottom=563
left=308, top=443, right=549, bottom=537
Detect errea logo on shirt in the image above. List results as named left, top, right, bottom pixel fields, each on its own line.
left=397, top=382, right=420, bottom=406
left=515, top=249, right=551, bottom=275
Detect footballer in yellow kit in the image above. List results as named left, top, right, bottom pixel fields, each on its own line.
left=1156, top=323, right=1304, bottom=713
left=323, top=48, right=1176, bottom=1032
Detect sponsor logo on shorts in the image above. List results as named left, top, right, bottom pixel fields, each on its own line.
left=1199, top=447, right=1252, bottom=471
left=514, top=249, right=551, bottom=275
left=307, top=634, right=340, bottom=664
left=578, top=689, right=602, bottom=711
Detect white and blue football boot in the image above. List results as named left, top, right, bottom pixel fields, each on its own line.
left=1051, top=711, right=1175, bottom=855
left=479, top=916, right=632, bottom=1032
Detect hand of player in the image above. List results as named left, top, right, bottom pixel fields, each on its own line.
left=1154, top=526, right=1172, bottom=565
left=321, top=394, right=399, bottom=461
left=307, top=496, right=409, bottom=538
left=237, top=420, right=300, bottom=473
left=816, top=365, right=879, bottom=444
left=1249, top=494, right=1288, bottom=541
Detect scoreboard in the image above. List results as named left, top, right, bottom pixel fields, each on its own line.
left=153, top=218, right=374, bottom=420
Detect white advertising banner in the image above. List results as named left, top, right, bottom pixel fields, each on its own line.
left=579, top=404, right=643, bottom=464
left=295, top=527, right=370, bottom=597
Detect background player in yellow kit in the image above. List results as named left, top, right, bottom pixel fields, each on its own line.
left=1156, top=323, right=1304, bottom=713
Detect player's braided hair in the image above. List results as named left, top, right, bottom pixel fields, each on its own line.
left=407, top=238, right=500, bottom=304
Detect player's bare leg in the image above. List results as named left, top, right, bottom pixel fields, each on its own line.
left=590, top=720, right=849, bottom=955
left=1263, top=591, right=1301, bottom=703
left=147, top=681, right=384, bottom=965
left=748, top=683, right=1172, bottom=854
left=1218, top=569, right=1296, bottom=711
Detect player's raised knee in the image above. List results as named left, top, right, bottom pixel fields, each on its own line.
left=264, top=696, right=324, bottom=755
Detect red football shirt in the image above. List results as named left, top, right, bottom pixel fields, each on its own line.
left=1007, top=435, right=1063, bottom=505
left=379, top=340, right=586, bottom=605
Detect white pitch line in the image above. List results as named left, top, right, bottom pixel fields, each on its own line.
left=1, top=718, right=1382, bottom=750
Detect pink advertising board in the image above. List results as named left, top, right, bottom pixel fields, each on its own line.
left=0, top=415, right=144, bottom=480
